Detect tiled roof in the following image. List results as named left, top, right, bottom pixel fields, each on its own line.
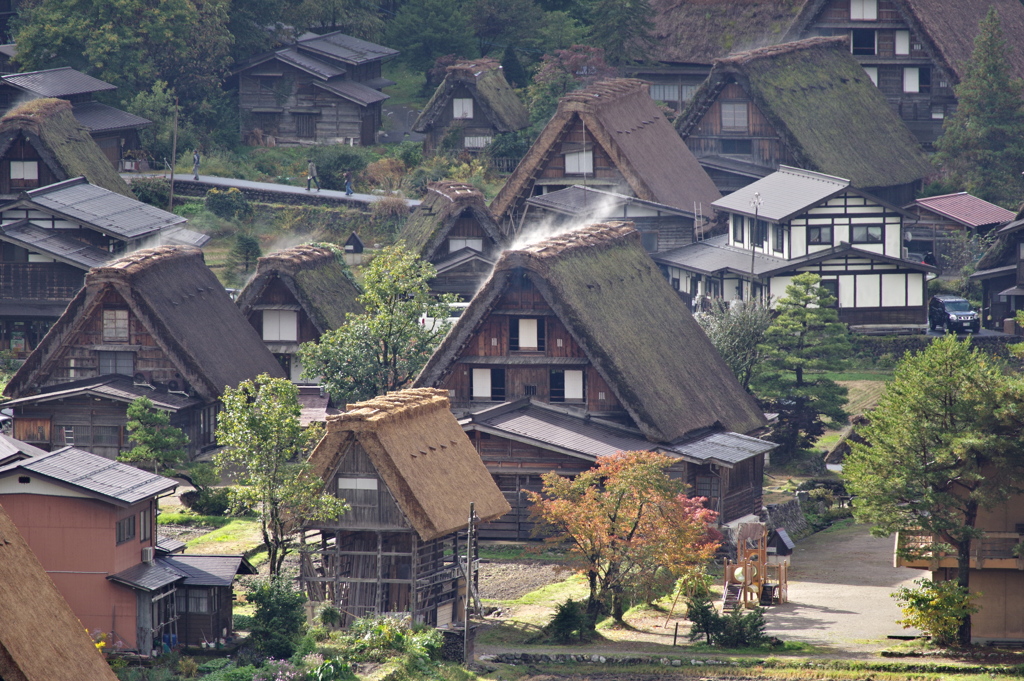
left=313, top=79, right=389, bottom=106
left=72, top=101, right=151, bottom=134
left=108, top=561, right=185, bottom=591
left=2, top=67, right=115, bottom=97
left=654, top=235, right=789, bottom=276
left=0, top=374, right=202, bottom=411
left=913, top=192, right=1016, bottom=228
left=712, top=165, right=849, bottom=222
left=0, top=219, right=112, bottom=269
left=297, top=31, right=398, bottom=65
left=274, top=47, right=346, bottom=80
left=0, top=446, right=177, bottom=505
left=160, top=555, right=256, bottom=586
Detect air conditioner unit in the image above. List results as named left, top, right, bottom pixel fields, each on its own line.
left=142, top=546, right=155, bottom=563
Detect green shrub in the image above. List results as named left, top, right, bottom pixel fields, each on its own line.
left=245, top=576, right=308, bottom=660
left=232, top=613, right=255, bottom=631
left=311, top=146, right=372, bottom=191
left=307, top=659, right=356, bottom=681
left=205, top=188, right=253, bottom=221
left=369, top=196, right=409, bottom=236
left=392, top=141, right=423, bottom=168
left=686, top=596, right=773, bottom=648
left=545, top=598, right=589, bottom=643
left=131, top=177, right=171, bottom=208
left=892, top=578, right=977, bottom=647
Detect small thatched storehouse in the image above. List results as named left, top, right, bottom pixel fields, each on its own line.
left=236, top=244, right=362, bottom=381
left=4, top=246, right=285, bottom=458
left=401, top=182, right=506, bottom=298
left=489, top=79, right=720, bottom=233
left=0, top=501, right=119, bottom=680
left=675, top=37, right=931, bottom=204
left=301, top=388, right=509, bottom=628
left=413, top=59, right=529, bottom=156
left=0, top=97, right=133, bottom=198
left=415, top=223, right=773, bottom=537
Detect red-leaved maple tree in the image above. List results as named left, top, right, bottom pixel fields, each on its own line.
left=528, top=451, right=720, bottom=626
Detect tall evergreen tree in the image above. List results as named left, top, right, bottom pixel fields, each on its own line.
left=120, top=396, right=189, bottom=473
left=584, top=0, right=653, bottom=64
left=385, top=0, right=477, bottom=73
left=934, top=7, right=1024, bottom=207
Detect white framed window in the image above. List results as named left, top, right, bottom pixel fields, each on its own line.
left=102, top=308, right=129, bottom=342
left=518, top=319, right=538, bottom=349
left=895, top=30, right=910, bottom=56
left=564, top=370, right=584, bottom=401
left=472, top=368, right=491, bottom=399
left=903, top=67, right=920, bottom=93
left=337, top=477, right=378, bottom=491
left=931, top=106, right=945, bottom=120
left=863, top=67, right=878, bottom=86
left=464, top=135, right=492, bottom=149
left=453, top=98, right=473, bottom=119
left=263, top=309, right=297, bottom=342
left=564, top=150, right=593, bottom=175
left=850, top=0, right=877, bottom=20
left=449, top=237, right=484, bottom=253
left=10, top=160, right=38, bottom=181
left=650, top=83, right=680, bottom=102
left=720, top=102, right=748, bottom=130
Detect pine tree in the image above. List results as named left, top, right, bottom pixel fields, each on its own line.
left=934, top=7, right=1024, bottom=207
left=119, top=396, right=189, bottom=473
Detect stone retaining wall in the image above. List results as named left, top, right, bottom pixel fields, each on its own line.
left=481, top=652, right=744, bottom=667
left=760, top=499, right=812, bottom=540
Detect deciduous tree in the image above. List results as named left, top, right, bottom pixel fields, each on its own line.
left=215, top=375, right=348, bottom=575
left=384, top=0, right=477, bottom=73
left=695, top=299, right=774, bottom=392
left=119, top=396, right=189, bottom=473
left=844, top=335, right=1024, bottom=645
left=584, top=0, right=653, bottom=64
left=528, top=451, right=720, bottom=627
left=298, top=244, right=458, bottom=404
left=526, top=45, right=615, bottom=124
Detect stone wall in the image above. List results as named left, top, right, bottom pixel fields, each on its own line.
left=481, top=652, right=744, bottom=668
left=760, top=499, right=812, bottom=540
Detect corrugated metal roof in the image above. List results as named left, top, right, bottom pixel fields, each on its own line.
left=108, top=561, right=184, bottom=591
left=667, top=430, right=775, bottom=465
left=653, top=235, right=789, bottom=276
left=26, top=179, right=187, bottom=240
left=160, top=555, right=256, bottom=586
left=712, top=166, right=849, bottom=222
left=72, top=101, right=151, bottom=134
left=914, top=192, right=1015, bottom=228
left=0, top=220, right=112, bottom=269
left=525, top=185, right=691, bottom=217
left=1, top=374, right=201, bottom=411
left=314, top=79, right=389, bottom=106
left=0, top=434, right=47, bottom=463
left=274, top=47, right=346, bottom=79
left=159, top=224, right=211, bottom=248
left=156, top=537, right=186, bottom=555
left=2, top=67, right=115, bottom=97
left=297, top=31, right=398, bottom=65
left=0, top=446, right=177, bottom=505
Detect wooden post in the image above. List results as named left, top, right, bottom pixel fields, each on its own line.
left=464, top=501, right=474, bottom=665
left=168, top=98, right=179, bottom=211
left=673, top=622, right=679, bottom=646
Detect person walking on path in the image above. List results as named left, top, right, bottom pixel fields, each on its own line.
left=192, top=150, right=200, bottom=180
left=307, top=159, right=321, bottom=191
left=344, top=170, right=354, bottom=195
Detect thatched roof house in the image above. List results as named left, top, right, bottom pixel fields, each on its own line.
left=401, top=182, right=506, bottom=297
left=490, top=79, right=720, bottom=229
left=676, top=37, right=931, bottom=204
left=0, top=501, right=119, bottom=681
left=413, top=59, right=529, bottom=155
left=0, top=98, right=132, bottom=198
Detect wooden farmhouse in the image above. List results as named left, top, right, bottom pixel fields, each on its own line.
left=675, top=37, right=931, bottom=204
left=236, top=244, right=362, bottom=381
left=300, top=388, right=510, bottom=628
left=489, top=78, right=721, bottom=234
left=522, top=185, right=702, bottom=254
left=401, top=181, right=507, bottom=298
left=0, top=498, right=120, bottom=681
left=972, top=216, right=1024, bottom=332
left=654, top=166, right=935, bottom=328
left=644, top=0, right=1024, bottom=147
left=0, top=177, right=208, bottom=359
left=0, top=445, right=255, bottom=653
left=0, top=67, right=152, bottom=169
left=233, top=31, right=397, bottom=147
left=413, top=59, right=529, bottom=156
left=903, top=193, right=1014, bottom=271
left=414, top=223, right=774, bottom=538
left=2, top=245, right=285, bottom=459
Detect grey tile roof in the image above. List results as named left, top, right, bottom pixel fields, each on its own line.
left=0, top=374, right=201, bottom=411
left=0, top=219, right=112, bottom=269
left=0, top=434, right=48, bottom=464
left=525, top=185, right=691, bottom=217
left=314, top=79, right=389, bottom=106
left=274, top=47, right=346, bottom=79
left=108, top=560, right=185, bottom=591
left=2, top=67, right=115, bottom=97
left=160, top=555, right=256, bottom=586
left=25, top=178, right=187, bottom=240
left=667, top=430, right=776, bottom=466
left=653, top=235, right=789, bottom=276
left=159, top=224, right=211, bottom=248
left=72, top=101, right=151, bottom=134
left=0, top=446, right=177, bottom=505
left=297, top=31, right=398, bottom=65
left=156, top=537, right=186, bottom=555
left=712, top=166, right=849, bottom=222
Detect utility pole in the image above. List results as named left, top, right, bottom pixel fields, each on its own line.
left=168, top=98, right=179, bottom=212
left=749, top=191, right=763, bottom=301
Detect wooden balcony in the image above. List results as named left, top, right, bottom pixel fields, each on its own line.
left=895, top=531, right=1024, bottom=570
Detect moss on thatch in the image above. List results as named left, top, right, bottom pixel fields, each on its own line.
left=308, top=388, right=510, bottom=541
left=416, top=223, right=766, bottom=442
left=0, top=98, right=133, bottom=197
left=413, top=59, right=529, bottom=134
left=401, top=182, right=505, bottom=260
left=677, top=37, right=931, bottom=190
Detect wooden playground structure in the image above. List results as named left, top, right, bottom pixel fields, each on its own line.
left=723, top=523, right=789, bottom=610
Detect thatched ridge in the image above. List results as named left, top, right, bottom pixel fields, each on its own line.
left=0, top=502, right=119, bottom=680
left=416, top=223, right=766, bottom=442
left=490, top=78, right=720, bottom=224
left=677, top=37, right=931, bottom=190
left=309, top=388, right=510, bottom=541
left=414, top=59, right=528, bottom=134
left=5, top=245, right=284, bottom=401
left=236, top=244, right=362, bottom=334
left=401, top=182, right=505, bottom=260
left=0, top=98, right=132, bottom=197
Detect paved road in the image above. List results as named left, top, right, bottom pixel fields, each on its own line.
left=380, top=104, right=425, bottom=144
left=924, top=327, right=1006, bottom=338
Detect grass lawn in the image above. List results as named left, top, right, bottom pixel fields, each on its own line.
left=479, top=542, right=569, bottom=562
left=186, top=518, right=264, bottom=555
left=382, top=63, right=429, bottom=109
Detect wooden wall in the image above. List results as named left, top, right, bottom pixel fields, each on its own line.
left=0, top=135, right=60, bottom=195
left=422, top=83, right=505, bottom=154
left=685, top=82, right=789, bottom=170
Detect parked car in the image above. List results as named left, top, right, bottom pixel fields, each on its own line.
left=929, top=294, right=980, bottom=333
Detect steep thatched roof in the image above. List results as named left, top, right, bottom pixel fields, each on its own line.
left=5, top=246, right=285, bottom=401
left=0, top=502, right=119, bottom=681
left=414, top=59, right=529, bottom=134
left=0, top=98, right=132, bottom=197
left=650, top=0, right=805, bottom=64
left=308, top=388, right=510, bottom=541
left=677, top=37, right=931, bottom=190
left=236, top=244, right=362, bottom=335
left=416, top=223, right=766, bottom=442
left=401, top=182, right=506, bottom=260
left=491, top=79, right=720, bottom=224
